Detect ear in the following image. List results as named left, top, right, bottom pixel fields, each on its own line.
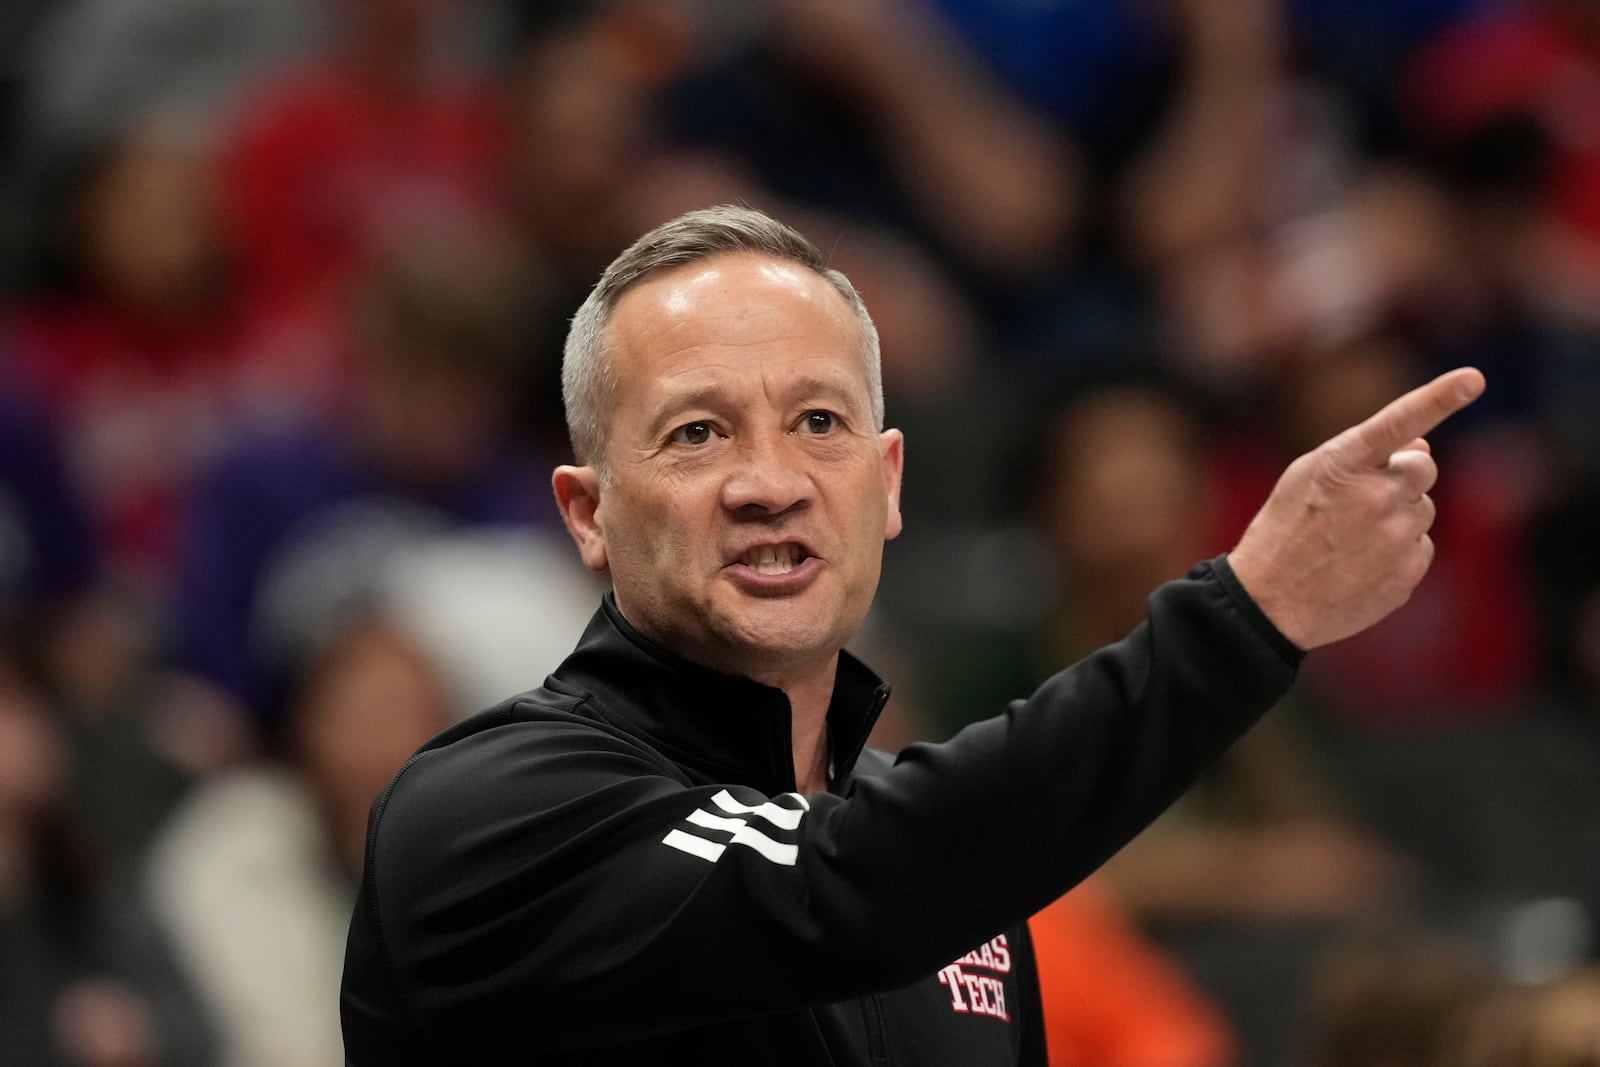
left=879, top=428, right=905, bottom=541
left=552, top=465, right=609, bottom=572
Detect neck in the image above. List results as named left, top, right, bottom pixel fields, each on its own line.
left=791, top=716, right=831, bottom=796
left=750, top=662, right=836, bottom=796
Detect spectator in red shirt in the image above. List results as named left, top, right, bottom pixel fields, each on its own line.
left=216, top=0, right=507, bottom=322
left=5, top=117, right=331, bottom=603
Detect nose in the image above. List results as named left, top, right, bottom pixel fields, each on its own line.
left=721, top=431, right=812, bottom=518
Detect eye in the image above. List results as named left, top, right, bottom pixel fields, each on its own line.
left=669, top=421, right=715, bottom=446
left=800, top=410, right=838, bottom=435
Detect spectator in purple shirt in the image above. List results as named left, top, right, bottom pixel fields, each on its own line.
left=167, top=226, right=558, bottom=738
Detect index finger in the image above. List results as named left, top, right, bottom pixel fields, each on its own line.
left=1331, top=367, right=1486, bottom=469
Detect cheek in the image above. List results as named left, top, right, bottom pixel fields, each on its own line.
left=834, top=485, right=891, bottom=574
left=602, top=496, right=702, bottom=577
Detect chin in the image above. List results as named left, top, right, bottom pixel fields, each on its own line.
left=715, top=612, right=845, bottom=673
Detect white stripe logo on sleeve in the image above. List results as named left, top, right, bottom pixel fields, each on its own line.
left=662, top=790, right=810, bottom=866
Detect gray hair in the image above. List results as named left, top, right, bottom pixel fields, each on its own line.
left=562, top=205, right=884, bottom=474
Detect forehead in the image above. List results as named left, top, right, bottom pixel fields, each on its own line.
left=607, top=252, right=864, bottom=380
left=630, top=250, right=835, bottom=305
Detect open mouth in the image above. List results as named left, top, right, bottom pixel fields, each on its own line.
left=741, top=543, right=809, bottom=576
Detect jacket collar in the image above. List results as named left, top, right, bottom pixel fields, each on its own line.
left=551, top=593, right=891, bottom=795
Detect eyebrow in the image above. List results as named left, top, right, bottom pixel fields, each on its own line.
left=645, top=374, right=863, bottom=437
left=644, top=383, right=726, bottom=440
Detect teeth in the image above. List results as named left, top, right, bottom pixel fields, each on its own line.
left=745, top=544, right=800, bottom=574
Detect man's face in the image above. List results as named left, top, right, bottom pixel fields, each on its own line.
left=555, top=252, right=904, bottom=682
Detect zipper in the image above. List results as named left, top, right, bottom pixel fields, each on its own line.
left=860, top=993, right=890, bottom=1067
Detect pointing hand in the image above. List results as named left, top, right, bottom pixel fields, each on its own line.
left=1227, top=367, right=1487, bottom=650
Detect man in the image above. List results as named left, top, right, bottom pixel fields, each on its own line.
left=340, top=205, right=1485, bottom=1064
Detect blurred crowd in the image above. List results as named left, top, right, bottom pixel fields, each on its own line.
left=1, top=0, right=1599, bottom=1064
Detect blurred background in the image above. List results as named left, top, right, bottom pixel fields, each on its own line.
left=1, top=1, right=1599, bottom=1064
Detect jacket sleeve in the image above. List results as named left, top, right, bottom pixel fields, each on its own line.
left=355, top=556, right=1299, bottom=1054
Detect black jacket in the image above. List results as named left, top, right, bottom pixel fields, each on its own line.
left=341, top=556, right=1300, bottom=1064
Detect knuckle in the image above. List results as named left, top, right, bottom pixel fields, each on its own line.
left=1288, top=450, right=1326, bottom=482
left=1404, top=536, right=1435, bottom=582
left=1313, top=436, right=1362, bottom=479
left=1360, top=479, right=1398, bottom=515
left=1406, top=456, right=1439, bottom=492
